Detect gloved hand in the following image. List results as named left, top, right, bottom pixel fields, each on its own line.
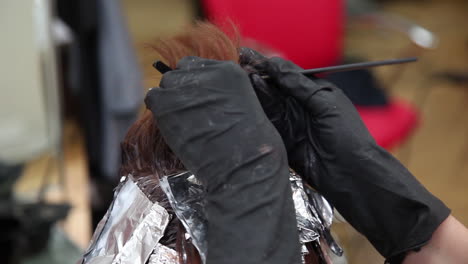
left=240, top=48, right=450, bottom=263
left=145, top=57, right=301, bottom=264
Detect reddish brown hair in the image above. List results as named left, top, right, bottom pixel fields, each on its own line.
left=120, top=22, right=241, bottom=180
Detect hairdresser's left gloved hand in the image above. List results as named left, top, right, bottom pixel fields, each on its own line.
left=240, top=48, right=450, bottom=264
left=145, top=57, right=301, bottom=264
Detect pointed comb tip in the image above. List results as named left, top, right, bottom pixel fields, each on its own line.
left=152, top=60, right=173, bottom=74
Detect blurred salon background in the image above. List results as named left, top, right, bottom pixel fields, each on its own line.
left=0, top=0, right=467, bottom=263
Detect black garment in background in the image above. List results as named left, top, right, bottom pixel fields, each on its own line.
left=0, top=163, right=70, bottom=264
left=0, top=163, right=23, bottom=264
left=325, top=60, right=389, bottom=106
left=0, top=163, right=23, bottom=199
left=57, top=0, right=143, bottom=228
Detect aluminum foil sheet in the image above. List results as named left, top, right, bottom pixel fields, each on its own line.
left=290, top=172, right=322, bottom=243
left=148, top=244, right=179, bottom=264
left=78, top=171, right=343, bottom=264
left=160, top=171, right=207, bottom=263
left=305, top=184, right=344, bottom=257
left=78, top=175, right=171, bottom=264
left=160, top=170, right=344, bottom=263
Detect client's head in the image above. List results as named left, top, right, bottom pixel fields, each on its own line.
left=119, top=22, right=320, bottom=264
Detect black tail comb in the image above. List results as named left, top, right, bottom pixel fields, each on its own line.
left=152, top=57, right=417, bottom=76
left=153, top=61, right=173, bottom=74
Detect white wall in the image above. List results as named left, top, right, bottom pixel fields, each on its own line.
left=0, top=0, right=59, bottom=164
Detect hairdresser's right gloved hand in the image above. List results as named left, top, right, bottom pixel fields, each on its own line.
left=145, top=57, right=301, bottom=264
left=241, top=49, right=450, bottom=263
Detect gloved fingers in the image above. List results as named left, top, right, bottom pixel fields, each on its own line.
left=176, top=56, right=222, bottom=71
left=239, top=47, right=268, bottom=69
left=156, top=57, right=219, bottom=88
left=152, top=58, right=260, bottom=122
left=305, top=85, right=362, bottom=122
left=240, top=48, right=317, bottom=105
left=160, top=57, right=235, bottom=90
left=174, top=56, right=249, bottom=93
left=243, top=53, right=361, bottom=143
left=249, top=73, right=292, bottom=123
left=245, top=56, right=331, bottom=107
left=159, top=69, right=198, bottom=89
left=158, top=56, right=227, bottom=89
left=249, top=73, right=278, bottom=104
left=144, top=83, right=202, bottom=119
left=246, top=55, right=303, bottom=78
left=144, top=87, right=176, bottom=119
left=144, top=87, right=161, bottom=110
left=268, top=57, right=303, bottom=73
left=267, top=57, right=321, bottom=94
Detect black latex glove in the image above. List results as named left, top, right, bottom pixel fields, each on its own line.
left=240, top=48, right=450, bottom=262
left=145, top=57, right=302, bottom=264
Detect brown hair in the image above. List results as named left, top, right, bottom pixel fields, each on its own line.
left=119, top=22, right=317, bottom=264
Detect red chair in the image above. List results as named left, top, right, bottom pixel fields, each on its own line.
left=200, top=0, right=419, bottom=151
left=201, top=0, right=343, bottom=69
left=357, top=100, right=419, bottom=150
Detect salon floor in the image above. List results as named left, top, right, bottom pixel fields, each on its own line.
left=15, top=0, right=468, bottom=263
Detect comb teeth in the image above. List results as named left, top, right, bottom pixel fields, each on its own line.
left=153, top=61, right=173, bottom=74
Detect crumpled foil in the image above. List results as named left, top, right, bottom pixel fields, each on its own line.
left=304, top=181, right=344, bottom=257
left=78, top=171, right=343, bottom=264
left=161, top=170, right=344, bottom=263
left=290, top=173, right=322, bottom=243
left=290, top=171, right=342, bottom=263
left=78, top=175, right=171, bottom=264
left=147, top=244, right=179, bottom=264
left=160, top=171, right=207, bottom=263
